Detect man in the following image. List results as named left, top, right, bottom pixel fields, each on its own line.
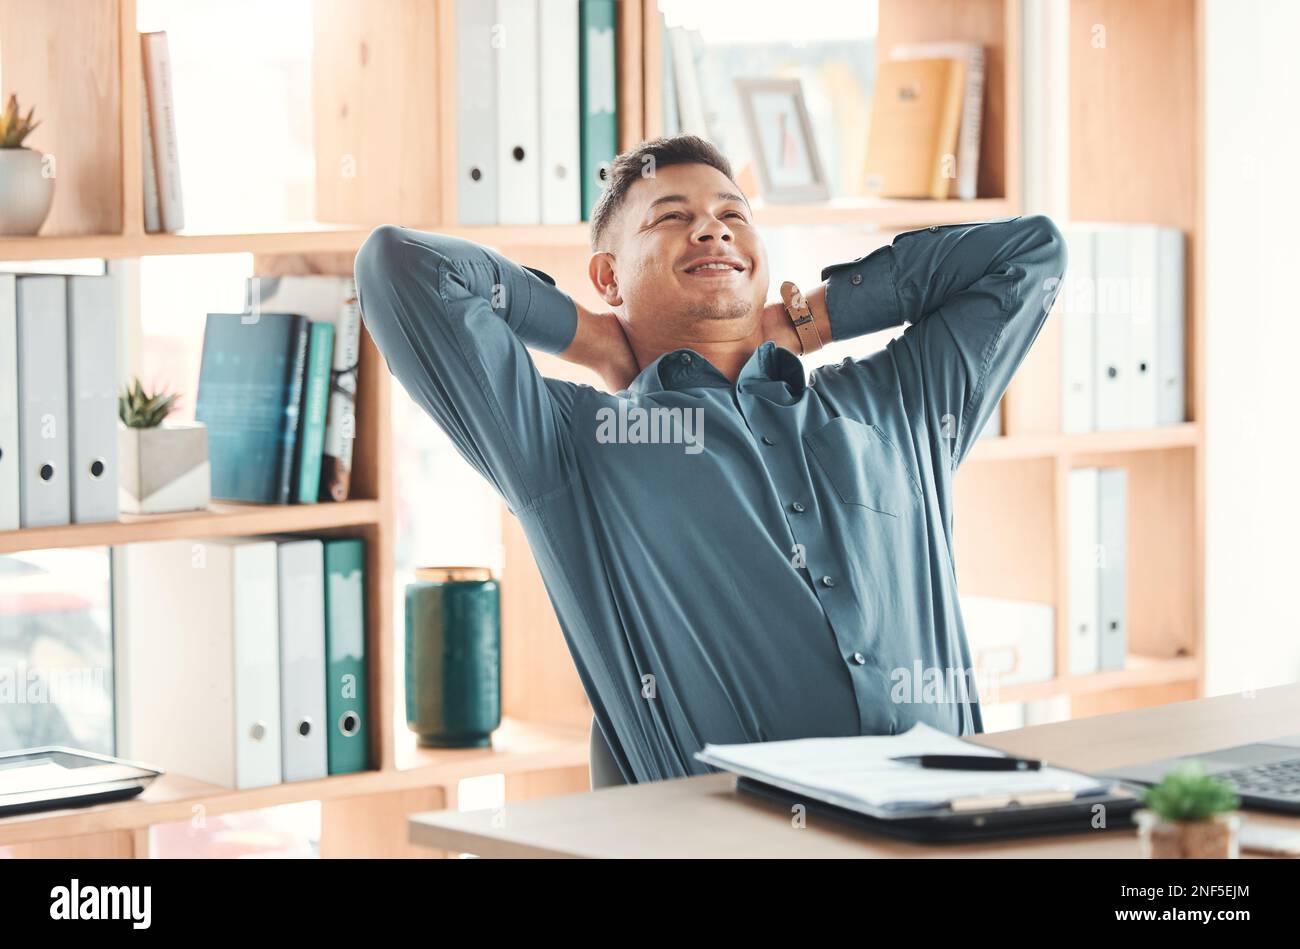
left=355, top=134, right=1067, bottom=785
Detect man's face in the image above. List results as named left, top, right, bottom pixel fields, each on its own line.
left=602, top=162, right=769, bottom=334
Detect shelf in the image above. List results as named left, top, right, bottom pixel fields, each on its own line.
left=0, top=499, right=382, bottom=555
left=966, top=423, right=1201, bottom=463
left=991, top=655, right=1201, bottom=705
left=751, top=196, right=1017, bottom=230
left=0, top=199, right=1020, bottom=263
left=0, top=718, right=589, bottom=848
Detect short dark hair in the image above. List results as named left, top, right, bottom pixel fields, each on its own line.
left=589, top=134, right=744, bottom=252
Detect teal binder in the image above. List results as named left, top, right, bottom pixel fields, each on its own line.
left=324, top=538, right=368, bottom=775
left=580, top=0, right=618, bottom=220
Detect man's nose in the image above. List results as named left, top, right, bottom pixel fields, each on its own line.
left=692, top=219, right=734, bottom=243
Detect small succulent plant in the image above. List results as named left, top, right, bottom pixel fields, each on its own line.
left=1143, top=761, right=1240, bottom=822
left=0, top=94, right=40, bottom=149
left=119, top=377, right=179, bottom=429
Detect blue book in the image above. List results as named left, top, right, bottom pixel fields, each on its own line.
left=196, top=312, right=308, bottom=504
left=291, top=320, right=335, bottom=504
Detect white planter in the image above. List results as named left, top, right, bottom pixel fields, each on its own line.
left=0, top=147, right=55, bottom=236
left=119, top=422, right=212, bottom=514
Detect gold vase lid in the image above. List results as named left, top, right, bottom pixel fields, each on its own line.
left=415, top=566, right=493, bottom=583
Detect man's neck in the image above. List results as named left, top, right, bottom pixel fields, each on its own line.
left=625, top=308, right=784, bottom=384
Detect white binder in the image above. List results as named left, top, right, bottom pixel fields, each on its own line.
left=958, top=595, right=1055, bottom=687
left=16, top=275, right=70, bottom=528
left=457, top=0, right=499, bottom=225
left=1129, top=225, right=1185, bottom=427
left=67, top=275, right=120, bottom=524
left=0, top=275, right=18, bottom=531
left=1059, top=227, right=1095, bottom=434
left=539, top=0, right=581, bottom=225
left=1093, top=227, right=1133, bottom=430
left=116, top=538, right=283, bottom=790
left=1097, top=467, right=1128, bottom=670
left=496, top=0, right=541, bottom=224
left=1068, top=467, right=1100, bottom=676
left=277, top=538, right=328, bottom=782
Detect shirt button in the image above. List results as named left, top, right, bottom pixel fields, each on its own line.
left=680, top=353, right=692, bottom=365
left=928, top=225, right=938, bottom=232
left=852, top=652, right=867, bottom=665
left=761, top=435, right=774, bottom=446
left=821, top=575, right=836, bottom=587
left=789, top=501, right=805, bottom=513
left=851, top=274, right=862, bottom=286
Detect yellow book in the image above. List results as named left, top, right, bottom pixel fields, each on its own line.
left=863, top=58, right=967, bottom=200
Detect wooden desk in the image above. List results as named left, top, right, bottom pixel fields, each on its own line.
left=409, top=684, right=1300, bottom=858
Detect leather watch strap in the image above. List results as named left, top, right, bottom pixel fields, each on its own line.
left=780, top=280, right=824, bottom=356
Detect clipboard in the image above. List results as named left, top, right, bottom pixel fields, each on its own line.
left=735, top=775, right=1145, bottom=843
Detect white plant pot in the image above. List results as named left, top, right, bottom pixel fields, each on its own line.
left=119, top=421, right=212, bottom=514
left=0, top=147, right=55, bottom=236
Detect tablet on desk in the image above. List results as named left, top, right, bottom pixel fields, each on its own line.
left=0, top=747, right=162, bottom=818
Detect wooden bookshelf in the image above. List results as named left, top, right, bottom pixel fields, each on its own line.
left=0, top=0, right=1208, bottom=855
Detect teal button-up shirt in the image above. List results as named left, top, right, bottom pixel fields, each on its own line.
left=355, top=214, right=1067, bottom=784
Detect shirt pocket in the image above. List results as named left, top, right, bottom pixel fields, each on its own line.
left=804, top=417, right=921, bottom=517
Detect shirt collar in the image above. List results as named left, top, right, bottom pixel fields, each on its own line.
left=625, top=341, right=808, bottom=400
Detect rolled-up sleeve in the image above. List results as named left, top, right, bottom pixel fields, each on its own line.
left=821, top=214, right=1067, bottom=471
left=354, top=224, right=582, bottom=512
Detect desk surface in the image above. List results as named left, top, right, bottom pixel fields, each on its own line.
left=409, top=684, right=1300, bottom=858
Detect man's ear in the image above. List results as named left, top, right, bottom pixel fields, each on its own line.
left=589, top=252, right=624, bottom=308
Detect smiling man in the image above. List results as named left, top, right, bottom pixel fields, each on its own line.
left=354, top=134, right=1067, bottom=785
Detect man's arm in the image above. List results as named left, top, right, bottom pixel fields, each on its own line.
left=355, top=224, right=612, bottom=512
left=789, top=215, right=1066, bottom=471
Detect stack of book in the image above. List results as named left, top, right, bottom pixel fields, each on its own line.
left=863, top=42, right=985, bottom=200
left=0, top=273, right=119, bottom=530
left=116, top=535, right=370, bottom=787
left=456, top=0, right=617, bottom=225
left=195, top=275, right=361, bottom=505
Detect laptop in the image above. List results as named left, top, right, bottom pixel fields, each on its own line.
left=0, top=747, right=162, bottom=818
left=1098, top=733, right=1300, bottom=815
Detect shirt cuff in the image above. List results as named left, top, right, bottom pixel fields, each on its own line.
left=820, top=244, right=903, bottom=340
left=506, top=262, right=578, bottom=355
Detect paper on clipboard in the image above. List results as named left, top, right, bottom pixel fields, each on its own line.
left=694, top=722, right=1113, bottom=818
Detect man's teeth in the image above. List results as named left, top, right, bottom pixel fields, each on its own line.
left=690, top=263, right=736, bottom=272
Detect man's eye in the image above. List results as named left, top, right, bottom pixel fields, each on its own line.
left=725, top=211, right=747, bottom=220
left=657, top=212, right=687, bottom=223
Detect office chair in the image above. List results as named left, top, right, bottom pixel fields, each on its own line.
left=588, top=717, right=627, bottom=790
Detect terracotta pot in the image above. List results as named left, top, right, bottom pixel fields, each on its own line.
left=0, top=147, right=55, bottom=235
left=1135, top=809, right=1241, bottom=858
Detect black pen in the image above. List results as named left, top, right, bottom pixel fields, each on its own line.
left=890, top=754, right=1042, bottom=771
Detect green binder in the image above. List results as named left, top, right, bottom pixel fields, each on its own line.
left=324, top=538, right=368, bottom=774
left=580, top=0, right=618, bottom=220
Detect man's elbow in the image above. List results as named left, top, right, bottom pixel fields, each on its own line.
left=1023, top=213, right=1068, bottom=276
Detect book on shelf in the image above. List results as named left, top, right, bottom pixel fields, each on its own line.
left=889, top=41, right=985, bottom=200
left=141, top=30, right=185, bottom=233
left=863, top=57, right=967, bottom=200
left=195, top=312, right=308, bottom=505
left=246, top=275, right=362, bottom=503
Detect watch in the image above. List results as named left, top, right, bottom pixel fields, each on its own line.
left=780, top=280, right=824, bottom=356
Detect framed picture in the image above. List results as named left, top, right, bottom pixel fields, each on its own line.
left=734, top=78, right=830, bottom=203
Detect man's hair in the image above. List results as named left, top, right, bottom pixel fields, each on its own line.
left=589, top=134, right=744, bottom=252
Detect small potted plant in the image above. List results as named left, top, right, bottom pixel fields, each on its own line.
left=0, top=93, right=55, bottom=236
left=1135, top=762, right=1242, bottom=858
left=118, top=377, right=211, bottom=514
